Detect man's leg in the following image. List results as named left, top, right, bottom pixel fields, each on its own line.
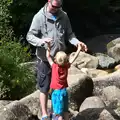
left=63, top=89, right=69, bottom=120
left=40, top=92, right=48, bottom=116
left=37, top=61, right=51, bottom=118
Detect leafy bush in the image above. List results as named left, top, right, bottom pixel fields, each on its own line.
left=9, top=0, right=45, bottom=37
left=0, top=41, right=36, bottom=100
left=0, top=0, right=14, bottom=40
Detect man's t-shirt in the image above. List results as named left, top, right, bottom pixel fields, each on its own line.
left=50, top=63, right=70, bottom=89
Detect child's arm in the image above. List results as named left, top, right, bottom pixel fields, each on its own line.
left=46, top=42, right=54, bottom=66
left=69, top=44, right=81, bottom=64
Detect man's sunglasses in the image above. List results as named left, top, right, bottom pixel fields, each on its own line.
left=51, top=2, right=62, bottom=9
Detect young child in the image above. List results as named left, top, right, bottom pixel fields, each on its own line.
left=46, top=42, right=81, bottom=120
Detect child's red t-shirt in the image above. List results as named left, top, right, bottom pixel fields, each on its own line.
left=50, top=63, right=70, bottom=89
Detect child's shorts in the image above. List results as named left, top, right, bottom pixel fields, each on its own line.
left=51, top=88, right=68, bottom=115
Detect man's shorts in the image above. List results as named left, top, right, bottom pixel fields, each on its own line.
left=51, top=88, right=68, bottom=115
left=36, top=60, right=51, bottom=93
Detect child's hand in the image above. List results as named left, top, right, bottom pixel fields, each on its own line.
left=45, top=41, right=51, bottom=51
left=45, top=41, right=51, bottom=58
left=77, top=43, right=82, bottom=51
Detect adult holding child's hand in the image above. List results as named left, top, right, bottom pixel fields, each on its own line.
left=43, top=38, right=52, bottom=43
left=41, top=38, right=53, bottom=47
left=26, top=0, right=88, bottom=119
left=78, top=41, right=88, bottom=52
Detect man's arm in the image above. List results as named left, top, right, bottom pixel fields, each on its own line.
left=69, top=44, right=81, bottom=64
left=26, top=13, right=44, bottom=47
left=26, top=13, right=52, bottom=47
left=46, top=43, right=54, bottom=66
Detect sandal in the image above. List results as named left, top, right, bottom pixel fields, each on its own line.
left=51, top=113, right=58, bottom=120
left=41, top=116, right=50, bottom=120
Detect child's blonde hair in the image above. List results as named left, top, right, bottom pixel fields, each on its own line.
left=55, top=51, right=68, bottom=66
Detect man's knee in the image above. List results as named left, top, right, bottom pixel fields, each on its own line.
left=36, top=61, right=51, bottom=93
left=40, top=87, right=50, bottom=93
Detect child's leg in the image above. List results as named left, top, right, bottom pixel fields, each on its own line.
left=57, top=115, right=63, bottom=120
left=63, top=112, right=69, bottom=120
left=51, top=89, right=64, bottom=119
left=63, top=90, right=69, bottom=120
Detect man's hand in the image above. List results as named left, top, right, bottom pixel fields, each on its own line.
left=41, top=38, right=52, bottom=48
left=44, top=38, right=51, bottom=51
left=78, top=41, right=88, bottom=52
left=43, top=38, right=53, bottom=43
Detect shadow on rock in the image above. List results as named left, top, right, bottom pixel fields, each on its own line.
left=71, top=108, right=120, bottom=120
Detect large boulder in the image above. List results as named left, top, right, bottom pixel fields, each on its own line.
left=98, top=109, right=118, bottom=120
left=19, top=90, right=51, bottom=119
left=69, top=52, right=99, bottom=69
left=79, top=96, right=105, bottom=112
left=94, top=53, right=116, bottom=69
left=102, top=86, right=120, bottom=103
left=19, top=90, right=40, bottom=116
left=81, top=68, right=108, bottom=78
left=67, top=73, right=93, bottom=111
left=107, top=38, right=120, bottom=63
left=0, top=101, right=33, bottom=120
left=68, top=65, right=82, bottom=75
left=102, top=86, right=120, bottom=116
left=0, top=100, right=12, bottom=110
left=74, top=108, right=119, bottom=120
left=93, top=71, right=120, bottom=96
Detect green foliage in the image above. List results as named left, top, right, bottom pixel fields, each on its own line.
left=0, top=41, right=36, bottom=100
left=0, top=0, right=36, bottom=100
left=0, top=41, right=31, bottom=63
left=0, top=0, right=14, bottom=40
left=9, top=0, right=46, bottom=37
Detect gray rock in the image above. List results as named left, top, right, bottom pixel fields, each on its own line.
left=19, top=90, right=40, bottom=116
left=93, top=71, right=120, bottom=96
left=98, top=109, right=117, bottom=120
left=74, top=108, right=119, bottom=120
left=68, top=65, right=82, bottom=75
left=107, top=38, right=120, bottom=63
left=19, top=90, right=51, bottom=120
left=107, top=38, right=120, bottom=50
left=81, top=68, right=108, bottom=78
left=94, top=53, right=116, bottom=69
left=0, top=101, right=32, bottom=120
left=79, top=96, right=105, bottom=112
left=0, top=100, right=12, bottom=110
left=102, top=86, right=120, bottom=110
left=103, top=86, right=120, bottom=102
left=108, top=44, right=120, bottom=63
left=69, top=52, right=99, bottom=69
left=67, top=73, right=93, bottom=111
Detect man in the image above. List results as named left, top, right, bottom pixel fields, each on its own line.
left=26, top=0, right=87, bottom=119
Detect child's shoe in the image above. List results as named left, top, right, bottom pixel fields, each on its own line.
left=51, top=113, right=58, bottom=120
left=41, top=115, right=50, bottom=120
